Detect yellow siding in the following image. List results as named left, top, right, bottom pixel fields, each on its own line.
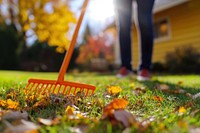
left=132, top=0, right=200, bottom=69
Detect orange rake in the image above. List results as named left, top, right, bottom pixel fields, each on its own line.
left=25, top=0, right=95, bottom=96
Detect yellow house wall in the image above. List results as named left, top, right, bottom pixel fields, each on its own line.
left=132, top=0, right=200, bottom=69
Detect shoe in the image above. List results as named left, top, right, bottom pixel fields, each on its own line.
left=137, top=69, right=151, bottom=81
left=116, top=67, right=133, bottom=78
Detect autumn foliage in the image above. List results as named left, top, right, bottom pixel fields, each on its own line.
left=76, top=34, right=115, bottom=66
left=0, top=0, right=76, bottom=52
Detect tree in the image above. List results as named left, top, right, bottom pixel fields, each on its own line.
left=0, top=0, right=76, bottom=53
left=76, top=33, right=115, bottom=71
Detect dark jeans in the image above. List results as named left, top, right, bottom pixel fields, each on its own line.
left=114, top=0, right=155, bottom=71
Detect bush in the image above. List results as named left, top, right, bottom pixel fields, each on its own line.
left=19, top=42, right=65, bottom=72
left=151, top=62, right=166, bottom=73
left=0, top=25, right=19, bottom=70
left=165, top=46, right=200, bottom=74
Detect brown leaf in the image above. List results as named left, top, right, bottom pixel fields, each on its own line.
left=177, top=81, right=184, bottom=85
left=156, top=84, right=169, bottom=91
left=132, top=87, right=146, bottom=96
left=38, top=117, right=61, bottom=126
left=2, top=110, right=28, bottom=120
left=153, top=96, right=163, bottom=102
left=113, top=110, right=136, bottom=128
left=192, top=92, right=200, bottom=100
left=3, top=120, right=39, bottom=133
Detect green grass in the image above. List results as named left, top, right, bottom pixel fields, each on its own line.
left=0, top=70, right=200, bottom=133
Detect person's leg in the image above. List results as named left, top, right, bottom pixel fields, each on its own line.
left=136, top=0, right=155, bottom=71
left=114, top=0, right=133, bottom=71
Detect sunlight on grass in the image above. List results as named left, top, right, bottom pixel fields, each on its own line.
left=0, top=70, right=199, bottom=133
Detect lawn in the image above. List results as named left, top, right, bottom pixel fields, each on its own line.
left=0, top=70, right=200, bottom=133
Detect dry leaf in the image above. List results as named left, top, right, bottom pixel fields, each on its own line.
left=65, top=106, right=75, bottom=115
left=192, top=92, right=200, bottom=100
left=129, top=83, right=135, bottom=88
left=107, top=86, right=122, bottom=94
left=2, top=110, right=28, bottom=120
left=3, top=119, right=39, bottom=133
left=103, top=98, right=128, bottom=117
left=156, top=84, right=169, bottom=91
left=177, top=81, right=183, bottom=85
left=178, top=106, right=186, bottom=114
left=132, top=87, right=146, bottom=96
left=113, top=110, right=136, bottom=128
left=38, top=117, right=60, bottom=126
left=0, top=99, right=7, bottom=107
left=177, top=120, right=188, bottom=128
left=153, top=96, right=163, bottom=102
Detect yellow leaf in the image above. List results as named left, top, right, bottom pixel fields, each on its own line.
left=129, top=83, right=135, bottom=88
left=179, top=106, right=186, bottom=114
left=6, top=99, right=19, bottom=110
left=65, top=106, right=74, bottom=115
left=107, top=86, right=122, bottom=94
left=0, top=99, right=7, bottom=107
left=178, top=120, right=188, bottom=128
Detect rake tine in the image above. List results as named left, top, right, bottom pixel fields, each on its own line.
left=27, top=83, right=35, bottom=93
left=52, top=84, right=59, bottom=94
left=25, top=82, right=32, bottom=94
left=85, top=89, right=89, bottom=96
left=92, top=89, right=95, bottom=95
left=57, top=85, right=62, bottom=94
left=67, top=87, right=72, bottom=95
left=32, top=83, right=40, bottom=93
left=41, top=84, right=49, bottom=94
left=37, top=84, right=44, bottom=94
left=48, top=85, right=54, bottom=94
left=73, top=87, right=77, bottom=95
left=62, top=86, right=67, bottom=94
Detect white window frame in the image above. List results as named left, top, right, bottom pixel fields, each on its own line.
left=154, top=17, right=172, bottom=43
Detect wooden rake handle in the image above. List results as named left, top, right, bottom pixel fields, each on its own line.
left=57, top=0, right=89, bottom=82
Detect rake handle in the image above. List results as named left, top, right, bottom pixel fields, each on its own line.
left=57, top=0, right=89, bottom=82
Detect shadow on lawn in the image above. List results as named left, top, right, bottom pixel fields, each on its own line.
left=138, top=80, right=200, bottom=108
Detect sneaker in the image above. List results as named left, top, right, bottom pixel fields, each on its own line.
left=116, top=67, right=133, bottom=78
left=137, top=69, right=151, bottom=81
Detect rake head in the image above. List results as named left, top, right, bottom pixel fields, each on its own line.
left=25, top=78, right=96, bottom=96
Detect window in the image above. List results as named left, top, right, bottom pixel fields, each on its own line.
left=154, top=18, right=171, bottom=42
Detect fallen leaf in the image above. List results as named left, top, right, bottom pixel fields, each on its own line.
left=156, top=84, right=169, bottom=91
left=178, top=106, right=186, bottom=114
left=107, top=86, right=122, bottom=95
left=38, top=117, right=61, bottom=126
left=177, top=81, right=183, bottom=85
left=177, top=120, right=188, bottom=128
left=153, top=96, right=163, bottom=102
left=2, top=110, right=28, bottom=120
left=192, top=92, right=200, bottom=100
left=103, top=98, right=128, bottom=117
left=3, top=119, right=39, bottom=133
left=191, top=109, right=200, bottom=117
left=129, top=83, right=135, bottom=88
left=113, top=110, right=136, bottom=128
left=132, top=87, right=146, bottom=96
left=0, top=99, right=7, bottom=107
left=6, top=99, right=19, bottom=110
left=65, top=106, right=75, bottom=115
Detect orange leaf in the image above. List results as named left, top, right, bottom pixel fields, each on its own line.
left=103, top=98, right=128, bottom=117
left=6, top=99, right=19, bottom=110
left=153, top=96, right=163, bottom=102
